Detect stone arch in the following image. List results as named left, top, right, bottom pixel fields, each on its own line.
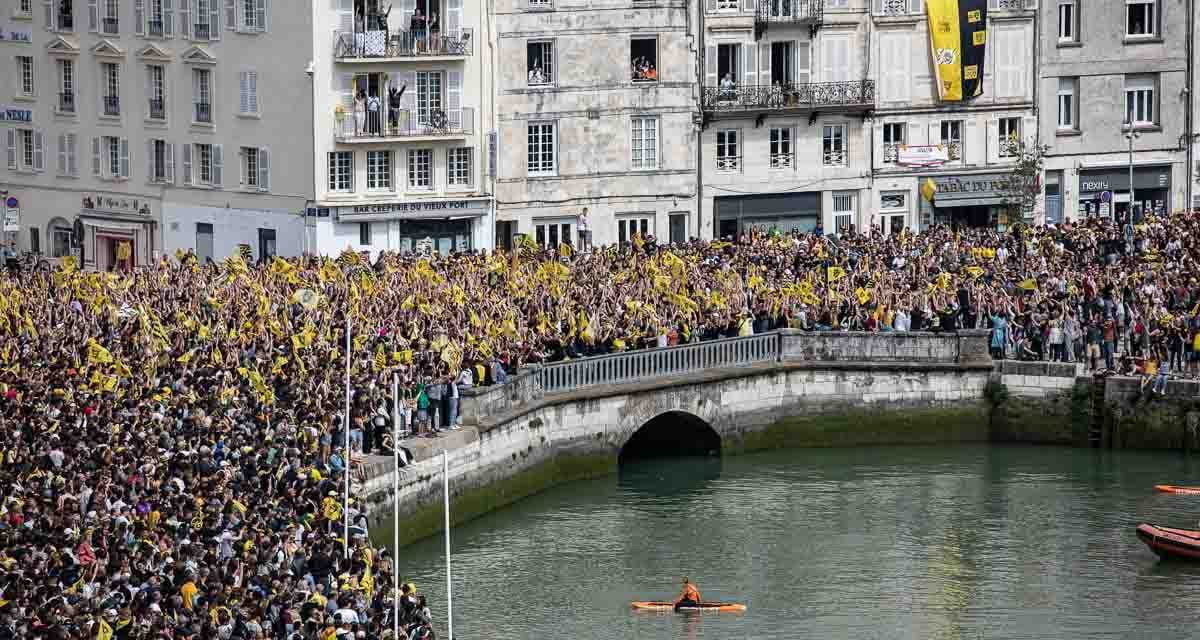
left=618, top=410, right=722, bottom=464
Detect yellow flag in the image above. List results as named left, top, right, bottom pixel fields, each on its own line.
left=827, top=266, right=846, bottom=282
left=855, top=288, right=871, bottom=305
left=361, top=565, right=375, bottom=599
left=86, top=339, right=114, bottom=365
left=965, top=266, right=984, bottom=279
left=926, top=0, right=964, bottom=101
left=921, top=178, right=938, bottom=203
left=558, top=242, right=573, bottom=258
left=97, top=619, right=113, bottom=640
left=1018, top=278, right=1038, bottom=291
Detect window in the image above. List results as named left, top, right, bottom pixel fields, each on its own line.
left=998, top=117, right=1020, bottom=157
left=1057, top=77, right=1077, bottom=130
left=52, top=225, right=73, bottom=257
left=242, top=147, right=259, bottom=187
left=104, top=136, right=120, bottom=177
left=6, top=129, right=42, bottom=172
left=148, top=65, right=166, bottom=120
left=359, top=222, right=371, bottom=246
left=882, top=122, right=905, bottom=164
left=1057, top=0, right=1077, bottom=42
left=147, top=0, right=166, bottom=36
left=880, top=191, right=908, bottom=234
left=415, top=71, right=442, bottom=126
left=631, top=38, right=658, bottom=82
left=832, top=192, right=855, bottom=234
left=527, top=122, right=556, bottom=176
left=102, top=62, right=120, bottom=116
left=195, top=223, right=214, bottom=263
left=940, top=120, right=962, bottom=160
left=631, top=117, right=658, bottom=170
left=29, top=228, right=39, bottom=255
left=193, top=69, right=212, bottom=123
left=716, top=0, right=738, bottom=10
left=367, top=150, right=392, bottom=190
left=57, top=133, right=78, bottom=176
left=1124, top=75, right=1156, bottom=126
left=328, top=151, right=353, bottom=191
left=257, top=228, right=277, bottom=262
left=534, top=220, right=573, bottom=249
left=769, top=41, right=795, bottom=85
left=238, top=71, right=259, bottom=116
left=195, top=0, right=214, bottom=39
left=822, top=124, right=846, bottom=167
left=527, top=41, right=554, bottom=86
left=52, top=0, right=75, bottom=30
left=407, top=149, right=432, bottom=189
left=21, top=130, right=34, bottom=169
left=1126, top=0, right=1156, bottom=37
left=669, top=213, right=687, bottom=244
left=195, top=143, right=215, bottom=184
left=873, top=0, right=922, bottom=16
left=16, top=56, right=34, bottom=97
left=17, top=0, right=32, bottom=15
left=241, top=0, right=266, bottom=31
left=716, top=129, right=739, bottom=171
left=447, top=147, right=472, bottom=187
left=716, top=43, right=740, bottom=88
left=151, top=139, right=169, bottom=182
left=58, top=60, right=74, bottom=113
left=102, top=0, right=119, bottom=34
left=769, top=127, right=793, bottom=169
left=617, top=215, right=652, bottom=244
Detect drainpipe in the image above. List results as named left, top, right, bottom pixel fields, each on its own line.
left=1030, top=1, right=1040, bottom=222
left=1186, top=0, right=1195, bottom=212
left=695, top=0, right=704, bottom=240
left=488, top=0, right=498, bottom=247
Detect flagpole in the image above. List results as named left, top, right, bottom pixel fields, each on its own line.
left=343, top=310, right=351, bottom=559
left=444, top=449, right=453, bottom=640
left=392, top=372, right=401, bottom=640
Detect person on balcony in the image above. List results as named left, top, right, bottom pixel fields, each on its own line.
left=354, top=90, right=367, bottom=135
left=428, top=12, right=440, bottom=53
left=410, top=9, right=426, bottom=53
left=367, top=91, right=382, bottom=134
left=719, top=73, right=736, bottom=101
left=389, top=84, right=405, bottom=133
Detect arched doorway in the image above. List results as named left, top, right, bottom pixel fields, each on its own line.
left=618, top=411, right=722, bottom=464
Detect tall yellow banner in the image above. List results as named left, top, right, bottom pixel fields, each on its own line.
left=927, top=0, right=963, bottom=101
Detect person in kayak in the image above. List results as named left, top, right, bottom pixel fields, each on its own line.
left=674, top=577, right=701, bottom=612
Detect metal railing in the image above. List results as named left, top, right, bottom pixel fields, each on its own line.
left=999, top=136, right=1020, bottom=158
left=102, top=96, right=120, bottom=116
left=715, top=155, right=741, bottom=172
left=147, top=18, right=164, bottom=36
left=59, top=92, right=75, bottom=113
left=883, top=143, right=900, bottom=163
left=538, top=333, right=782, bottom=394
left=943, top=141, right=962, bottom=161
left=701, top=80, right=874, bottom=112
left=148, top=98, right=165, bottom=120
left=194, top=22, right=211, bottom=39
left=334, top=107, right=473, bottom=140
left=194, top=102, right=212, bottom=123
left=333, top=28, right=474, bottom=59
left=101, top=16, right=119, bottom=34
left=755, top=0, right=822, bottom=24
left=58, top=13, right=74, bottom=30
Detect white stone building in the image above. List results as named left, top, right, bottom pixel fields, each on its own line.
left=308, top=0, right=493, bottom=258
left=700, top=0, right=873, bottom=237
left=870, top=0, right=1037, bottom=233
left=1, top=0, right=311, bottom=268
left=490, top=0, right=698, bottom=249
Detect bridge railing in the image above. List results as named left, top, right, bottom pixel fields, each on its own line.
left=458, top=329, right=990, bottom=425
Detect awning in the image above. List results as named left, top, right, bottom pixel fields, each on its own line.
left=81, top=219, right=146, bottom=232
left=933, top=196, right=1008, bottom=208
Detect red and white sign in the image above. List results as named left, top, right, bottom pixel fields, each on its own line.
left=897, top=145, right=950, bottom=167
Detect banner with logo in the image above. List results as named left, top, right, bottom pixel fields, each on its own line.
left=926, top=0, right=987, bottom=101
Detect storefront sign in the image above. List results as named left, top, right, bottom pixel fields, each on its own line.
left=931, top=174, right=1015, bottom=198
left=82, top=194, right=152, bottom=216
left=0, top=27, right=33, bottom=44
left=1078, top=166, right=1171, bottom=193
left=0, top=106, right=32, bottom=123
left=897, top=145, right=951, bottom=167
left=3, top=197, right=18, bottom=232
left=350, top=199, right=487, bottom=215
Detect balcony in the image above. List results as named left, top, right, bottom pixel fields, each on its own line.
left=149, top=98, right=165, bottom=120
left=701, top=81, right=874, bottom=116
left=194, top=102, right=212, bottom=123
left=103, top=96, right=120, bottom=116
left=194, top=22, right=211, bottom=39
left=59, top=92, right=75, bottom=113
left=58, top=13, right=74, bottom=30
left=148, top=18, right=164, bottom=36
left=101, top=16, right=119, bottom=34
left=333, top=28, right=474, bottom=61
left=755, top=0, right=822, bottom=39
left=334, top=107, right=473, bottom=142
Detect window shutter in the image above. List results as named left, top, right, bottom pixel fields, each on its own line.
left=447, top=70, right=462, bottom=112
left=239, top=71, right=249, bottom=113
left=5, top=130, right=15, bottom=170
left=872, top=121, right=884, bottom=169
left=447, top=0, right=462, bottom=37
left=907, top=121, right=922, bottom=146
left=225, top=0, right=235, bottom=29
left=182, top=143, right=193, bottom=184
left=66, top=133, right=77, bottom=176
left=928, top=121, right=942, bottom=148
left=165, top=142, right=174, bottom=183
left=180, top=0, right=191, bottom=38
left=147, top=140, right=155, bottom=179
left=1021, top=114, right=1036, bottom=148
left=704, top=45, right=717, bottom=88
left=164, top=0, right=174, bottom=35
left=338, top=0, right=355, bottom=33
left=119, top=137, right=129, bottom=178
left=212, top=144, right=223, bottom=186
left=91, top=137, right=101, bottom=176
left=210, top=0, right=221, bottom=38
left=255, top=0, right=266, bottom=31
left=758, top=42, right=771, bottom=86
left=821, top=36, right=836, bottom=83
left=796, top=40, right=810, bottom=85
left=985, top=117, right=999, bottom=164
left=44, top=0, right=54, bottom=32
left=399, top=0, right=415, bottom=34
left=258, top=147, right=269, bottom=191
left=59, top=134, right=68, bottom=174
left=32, top=131, right=44, bottom=172
left=740, top=0, right=753, bottom=13
left=136, top=0, right=145, bottom=35
left=741, top=43, right=756, bottom=89
left=88, top=0, right=98, bottom=31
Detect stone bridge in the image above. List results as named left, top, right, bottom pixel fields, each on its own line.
left=359, top=330, right=996, bottom=545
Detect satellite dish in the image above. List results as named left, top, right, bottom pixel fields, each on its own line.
left=293, top=288, right=322, bottom=309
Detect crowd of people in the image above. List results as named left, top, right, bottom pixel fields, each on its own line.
left=0, top=209, right=1193, bottom=639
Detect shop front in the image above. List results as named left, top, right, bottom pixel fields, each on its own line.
left=333, top=197, right=489, bottom=255
left=1077, top=166, right=1170, bottom=222
left=79, top=195, right=158, bottom=271
left=920, top=173, right=1021, bottom=231
left=715, top=192, right=820, bottom=237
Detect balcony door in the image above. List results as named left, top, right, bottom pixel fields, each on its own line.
left=820, top=34, right=851, bottom=83
left=757, top=40, right=809, bottom=88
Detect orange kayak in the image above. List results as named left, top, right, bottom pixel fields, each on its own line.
left=1154, top=485, right=1200, bottom=495
left=630, top=601, right=747, bottom=613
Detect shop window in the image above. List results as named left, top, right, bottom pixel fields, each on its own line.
left=631, top=38, right=658, bottom=82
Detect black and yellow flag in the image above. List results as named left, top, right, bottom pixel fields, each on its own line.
left=927, top=0, right=987, bottom=101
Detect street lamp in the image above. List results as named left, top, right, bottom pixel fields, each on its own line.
left=1125, top=130, right=1140, bottom=222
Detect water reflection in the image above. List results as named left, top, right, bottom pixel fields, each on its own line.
left=617, top=455, right=724, bottom=501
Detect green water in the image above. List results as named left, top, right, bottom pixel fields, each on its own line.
left=389, top=445, right=1200, bottom=640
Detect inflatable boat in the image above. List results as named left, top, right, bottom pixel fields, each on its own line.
left=1136, top=523, right=1200, bottom=560
left=1154, top=485, right=1200, bottom=495
left=630, top=601, right=747, bottom=613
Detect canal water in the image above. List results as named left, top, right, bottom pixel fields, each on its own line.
left=387, top=445, right=1200, bottom=640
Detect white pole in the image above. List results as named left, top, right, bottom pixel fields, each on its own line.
left=343, top=311, right=351, bottom=559
left=444, top=450, right=453, bottom=640
left=392, top=373, right=400, bottom=640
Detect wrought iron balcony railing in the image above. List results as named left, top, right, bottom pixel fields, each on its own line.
left=101, top=17, right=119, bottom=34
left=148, top=98, right=166, bottom=120
left=755, top=0, right=822, bottom=25
left=194, top=22, right=212, bottom=39
left=882, top=143, right=900, bottom=163
left=103, top=96, right=120, bottom=116
left=148, top=18, right=164, bottom=36
left=333, top=28, right=475, bottom=59
left=59, top=92, right=75, bottom=113
left=334, top=107, right=474, bottom=141
left=58, top=13, right=74, bottom=30
left=701, top=80, right=874, bottom=113
left=194, top=102, right=212, bottom=123
left=943, top=141, right=962, bottom=161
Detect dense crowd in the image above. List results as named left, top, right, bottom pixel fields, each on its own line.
left=0, top=210, right=1193, bottom=639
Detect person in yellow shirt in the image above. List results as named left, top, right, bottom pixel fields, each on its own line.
left=180, top=578, right=198, bottom=610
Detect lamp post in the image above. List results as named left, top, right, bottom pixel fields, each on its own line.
left=1125, top=130, right=1141, bottom=222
